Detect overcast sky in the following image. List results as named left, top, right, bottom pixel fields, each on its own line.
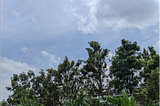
left=1, top=0, right=159, bottom=101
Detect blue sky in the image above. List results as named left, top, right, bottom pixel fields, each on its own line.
left=1, top=0, right=159, bottom=101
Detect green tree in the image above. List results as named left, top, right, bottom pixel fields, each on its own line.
left=146, top=68, right=159, bottom=101
left=30, top=69, right=59, bottom=106
left=6, top=70, right=35, bottom=105
left=46, top=68, right=61, bottom=105
left=109, top=39, right=142, bottom=94
left=56, top=56, right=84, bottom=105
left=133, top=86, right=148, bottom=106
left=82, top=41, right=109, bottom=97
left=6, top=57, right=84, bottom=106
left=133, top=68, right=159, bottom=105
left=140, top=46, right=159, bottom=83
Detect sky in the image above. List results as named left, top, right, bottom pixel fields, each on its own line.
left=1, top=0, right=159, bottom=101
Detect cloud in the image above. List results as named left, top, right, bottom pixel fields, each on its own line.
left=108, top=52, right=115, bottom=60
left=1, top=57, right=37, bottom=100
left=31, top=17, right=37, bottom=24
left=153, top=29, right=159, bottom=33
left=1, top=79, right=12, bottom=101
left=74, top=0, right=159, bottom=34
left=154, top=40, right=159, bottom=54
left=11, top=11, right=19, bottom=16
left=41, top=51, right=61, bottom=67
left=20, top=47, right=28, bottom=53
left=70, top=0, right=73, bottom=3
left=1, top=56, right=36, bottom=74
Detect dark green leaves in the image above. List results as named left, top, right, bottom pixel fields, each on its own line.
left=83, top=41, right=109, bottom=97
left=110, top=39, right=142, bottom=94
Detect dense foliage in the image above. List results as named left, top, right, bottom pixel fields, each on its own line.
left=3, top=39, right=159, bottom=106
left=109, top=39, right=142, bottom=94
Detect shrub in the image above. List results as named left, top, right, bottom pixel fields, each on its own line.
left=95, top=91, right=136, bottom=106
left=15, top=96, right=43, bottom=106
left=63, top=91, right=92, bottom=106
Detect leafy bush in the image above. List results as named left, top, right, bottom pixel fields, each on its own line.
left=63, top=91, right=92, bottom=106
left=151, top=100, right=160, bottom=106
left=95, top=91, right=136, bottom=106
left=121, top=91, right=136, bottom=106
left=14, top=96, right=43, bottom=106
left=1, top=99, right=11, bottom=106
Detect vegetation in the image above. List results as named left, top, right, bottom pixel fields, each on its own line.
left=95, top=91, right=136, bottom=106
left=133, top=68, right=159, bottom=106
left=3, top=39, right=159, bottom=106
left=82, top=41, right=109, bottom=97
left=63, top=90, right=92, bottom=106
left=109, top=39, right=142, bottom=94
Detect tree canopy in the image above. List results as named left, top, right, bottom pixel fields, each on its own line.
left=5, top=39, right=159, bottom=106
left=109, top=39, right=142, bottom=94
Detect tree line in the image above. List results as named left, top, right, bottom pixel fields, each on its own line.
left=5, top=39, right=159, bottom=106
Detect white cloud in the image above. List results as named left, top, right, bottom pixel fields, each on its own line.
left=154, top=40, right=159, bottom=54
left=41, top=51, right=61, bottom=67
left=11, top=11, right=19, bottom=16
left=1, top=79, right=12, bottom=101
left=31, top=17, right=37, bottom=24
left=108, top=52, right=115, bottom=60
left=153, top=29, right=159, bottom=33
left=1, top=57, right=37, bottom=101
left=74, top=0, right=159, bottom=34
left=20, top=47, right=28, bottom=53
left=78, top=64, right=85, bottom=70
left=1, top=57, right=36, bottom=74
left=70, top=0, right=73, bottom=3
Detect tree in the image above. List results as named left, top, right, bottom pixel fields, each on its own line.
left=6, top=56, right=84, bottom=106
left=46, top=68, right=61, bottom=106
left=133, top=86, right=148, bottom=106
left=30, top=69, right=60, bottom=106
left=6, top=70, right=35, bottom=105
left=82, top=41, right=109, bottom=97
left=140, top=46, right=159, bottom=83
left=146, top=68, right=159, bottom=101
left=6, top=69, right=58, bottom=106
left=56, top=56, right=84, bottom=105
left=109, top=39, right=142, bottom=94
left=133, top=68, right=159, bottom=105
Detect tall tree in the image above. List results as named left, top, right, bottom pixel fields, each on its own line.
left=6, top=57, right=84, bottom=106
left=56, top=56, right=83, bottom=105
left=140, top=46, right=159, bottom=83
left=30, top=69, right=60, bottom=106
left=82, top=41, right=109, bottom=97
left=109, top=39, right=142, bottom=94
left=46, top=68, right=60, bottom=106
